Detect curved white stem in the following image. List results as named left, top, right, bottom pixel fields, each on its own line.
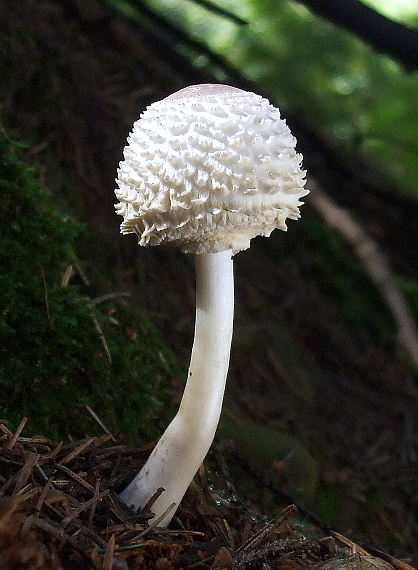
left=120, top=250, right=234, bottom=527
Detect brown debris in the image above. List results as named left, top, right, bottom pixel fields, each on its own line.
left=0, top=495, right=59, bottom=570
left=0, top=418, right=407, bottom=570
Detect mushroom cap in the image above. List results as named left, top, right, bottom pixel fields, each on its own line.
left=115, top=84, right=308, bottom=254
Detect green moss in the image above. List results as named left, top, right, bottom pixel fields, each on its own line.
left=311, top=481, right=345, bottom=524
left=0, top=130, right=176, bottom=445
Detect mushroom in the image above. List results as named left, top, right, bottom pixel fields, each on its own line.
left=115, top=84, right=308, bottom=527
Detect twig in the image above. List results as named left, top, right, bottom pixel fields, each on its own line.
left=56, top=463, right=96, bottom=493
left=40, top=266, right=54, bottom=330
left=331, top=532, right=417, bottom=570
left=61, top=264, right=112, bottom=362
left=310, top=181, right=418, bottom=374
left=35, top=477, right=54, bottom=514
left=61, top=263, right=91, bottom=287
left=34, top=516, right=107, bottom=553
left=43, top=441, right=63, bottom=462
left=88, top=479, right=102, bottom=529
left=0, top=471, right=21, bottom=497
left=85, top=405, right=117, bottom=442
left=0, top=421, right=13, bottom=438
left=60, top=489, right=109, bottom=528
left=6, top=416, right=27, bottom=449
left=91, top=292, right=130, bottom=305
left=60, top=437, right=96, bottom=464
left=90, top=312, right=112, bottom=364
left=236, top=505, right=297, bottom=553
left=188, top=0, right=247, bottom=26
left=331, top=531, right=371, bottom=556
left=13, top=452, right=40, bottom=494
left=61, top=264, right=75, bottom=288
left=137, top=502, right=177, bottom=537
left=103, top=534, right=116, bottom=570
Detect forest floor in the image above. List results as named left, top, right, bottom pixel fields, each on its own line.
left=0, top=415, right=412, bottom=570
left=0, top=1, right=417, bottom=568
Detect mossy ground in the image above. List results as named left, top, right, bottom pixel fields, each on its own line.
left=0, top=130, right=177, bottom=445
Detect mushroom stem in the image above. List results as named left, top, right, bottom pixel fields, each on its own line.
left=120, top=249, right=234, bottom=527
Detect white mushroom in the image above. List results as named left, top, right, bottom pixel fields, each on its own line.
left=115, top=84, right=308, bottom=527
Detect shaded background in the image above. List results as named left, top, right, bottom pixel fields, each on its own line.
left=0, top=0, right=417, bottom=563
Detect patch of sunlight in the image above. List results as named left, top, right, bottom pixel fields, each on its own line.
left=361, top=0, right=418, bottom=24
left=145, top=0, right=240, bottom=52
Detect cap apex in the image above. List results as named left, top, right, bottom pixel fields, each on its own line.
left=166, top=84, right=247, bottom=101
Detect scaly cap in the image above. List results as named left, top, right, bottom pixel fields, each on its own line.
left=115, top=84, right=308, bottom=254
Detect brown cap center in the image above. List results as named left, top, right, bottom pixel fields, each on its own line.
left=166, top=84, right=247, bottom=101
